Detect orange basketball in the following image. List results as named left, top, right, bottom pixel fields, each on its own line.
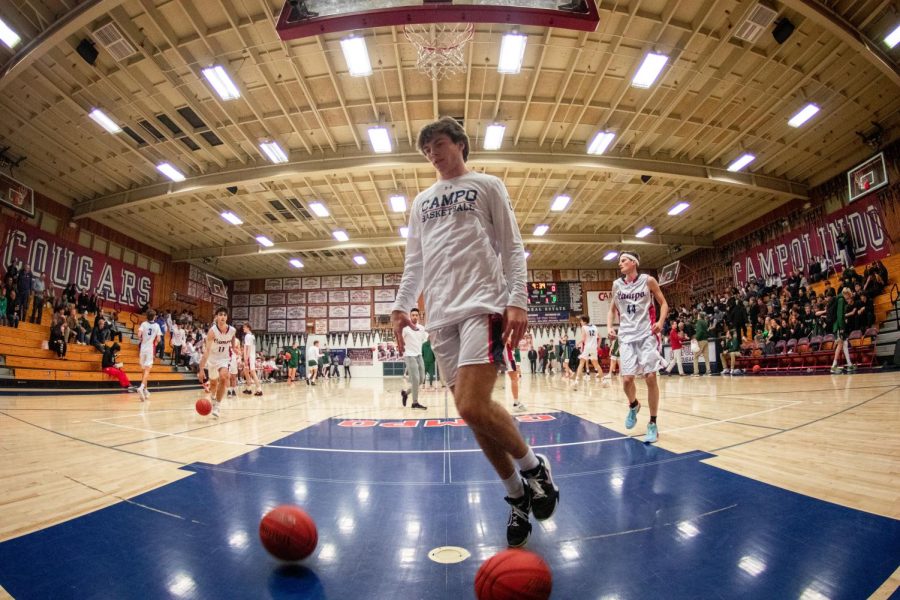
left=475, top=549, right=552, bottom=600
left=259, top=505, right=318, bottom=561
left=752, top=364, right=761, bottom=373
left=284, top=352, right=292, bottom=361
left=195, top=398, right=212, bottom=416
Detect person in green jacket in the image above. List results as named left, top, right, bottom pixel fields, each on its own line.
left=830, top=287, right=857, bottom=373
left=422, top=339, right=437, bottom=388
left=692, top=314, right=711, bottom=376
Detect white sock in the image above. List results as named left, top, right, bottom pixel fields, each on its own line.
left=514, top=449, right=540, bottom=473
left=843, top=344, right=852, bottom=365
left=502, top=471, right=525, bottom=498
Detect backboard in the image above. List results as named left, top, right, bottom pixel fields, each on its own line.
left=276, top=0, right=599, bottom=40
left=847, top=152, right=888, bottom=203
left=658, top=260, right=680, bottom=286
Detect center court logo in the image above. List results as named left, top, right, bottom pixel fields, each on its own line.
left=338, top=415, right=556, bottom=428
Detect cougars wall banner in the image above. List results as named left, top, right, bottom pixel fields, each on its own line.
left=2, top=220, right=154, bottom=309
left=732, top=195, right=890, bottom=286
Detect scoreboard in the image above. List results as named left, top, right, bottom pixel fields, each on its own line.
left=526, top=281, right=583, bottom=318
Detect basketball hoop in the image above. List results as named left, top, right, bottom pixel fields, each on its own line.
left=403, top=22, right=474, bottom=80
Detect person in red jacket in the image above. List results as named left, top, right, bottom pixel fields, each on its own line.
left=664, top=321, right=686, bottom=376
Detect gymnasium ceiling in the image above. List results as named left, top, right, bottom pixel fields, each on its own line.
left=1, top=0, right=898, bottom=279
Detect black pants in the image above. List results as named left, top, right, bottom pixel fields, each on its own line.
left=529, top=358, right=537, bottom=372
left=172, top=345, right=182, bottom=365
left=52, top=338, right=66, bottom=358
left=30, top=296, right=44, bottom=324
left=344, top=366, right=351, bottom=378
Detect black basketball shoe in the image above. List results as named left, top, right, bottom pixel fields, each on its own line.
left=504, top=487, right=532, bottom=547
left=521, top=454, right=559, bottom=521
left=401, top=389, right=408, bottom=407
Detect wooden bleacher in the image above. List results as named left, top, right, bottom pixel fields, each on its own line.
left=0, top=305, right=191, bottom=388
left=807, top=253, right=898, bottom=327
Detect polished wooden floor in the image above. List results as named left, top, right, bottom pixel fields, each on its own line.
left=1, top=371, right=898, bottom=598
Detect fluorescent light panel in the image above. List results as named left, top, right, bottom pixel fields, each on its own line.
left=524, top=250, right=530, bottom=260
left=88, top=109, right=121, bottom=133
left=603, top=251, right=619, bottom=261
left=533, top=224, right=549, bottom=236
left=156, top=162, right=185, bottom=182
left=255, top=235, right=274, bottom=247
left=484, top=124, right=506, bottom=150
left=632, top=53, right=668, bottom=88
left=587, top=131, right=615, bottom=155
left=399, top=226, right=409, bottom=238
left=498, top=32, right=527, bottom=74
left=667, top=201, right=690, bottom=216
left=368, top=126, right=392, bottom=153
left=340, top=36, right=373, bottom=77
left=353, top=255, right=367, bottom=265
left=333, top=230, right=349, bottom=242
left=221, top=211, right=243, bottom=225
left=0, top=18, right=21, bottom=49
left=635, top=226, right=653, bottom=238
left=727, top=153, right=756, bottom=172
left=308, top=202, right=329, bottom=217
left=787, top=103, right=820, bottom=128
left=201, top=65, right=241, bottom=101
left=550, top=194, right=571, bottom=211
left=259, top=141, right=288, bottom=163
left=389, top=194, right=407, bottom=212
left=885, top=24, right=900, bottom=48
left=289, top=258, right=304, bottom=268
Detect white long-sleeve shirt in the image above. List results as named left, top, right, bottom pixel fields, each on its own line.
left=393, top=171, right=527, bottom=329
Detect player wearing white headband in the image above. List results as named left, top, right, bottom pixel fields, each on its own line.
left=607, top=251, right=669, bottom=443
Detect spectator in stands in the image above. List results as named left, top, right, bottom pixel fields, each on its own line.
left=28, top=272, right=46, bottom=324
left=16, top=264, right=33, bottom=323
left=63, top=282, right=77, bottom=305
left=87, top=290, right=100, bottom=314
left=66, top=307, right=85, bottom=344
left=170, top=322, right=185, bottom=366
left=89, top=316, right=112, bottom=353
left=836, top=226, right=855, bottom=269
left=101, top=343, right=136, bottom=392
left=823, top=280, right=836, bottom=298
left=76, top=288, right=89, bottom=314
left=786, top=314, right=806, bottom=341
left=104, top=314, right=123, bottom=342
left=49, top=319, right=67, bottom=358
left=6, top=289, right=20, bottom=328
left=5, top=262, right=18, bottom=285
left=842, top=266, right=862, bottom=291
left=863, top=262, right=886, bottom=296
left=808, top=256, right=823, bottom=283
left=727, top=295, right=748, bottom=340
left=721, top=327, right=743, bottom=375
left=857, top=291, right=875, bottom=330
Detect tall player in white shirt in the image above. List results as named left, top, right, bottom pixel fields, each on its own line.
left=241, top=323, right=262, bottom=396
left=400, top=308, right=429, bottom=410
left=607, top=252, right=669, bottom=443
left=572, top=315, right=605, bottom=390
left=137, top=309, right=161, bottom=401
left=392, top=117, right=558, bottom=548
left=198, top=307, right=236, bottom=418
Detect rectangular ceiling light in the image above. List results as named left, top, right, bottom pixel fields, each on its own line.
left=399, top=226, right=409, bottom=238
left=533, top=224, right=549, bottom=236
left=88, top=109, right=121, bottom=133
left=340, top=36, right=373, bottom=77
left=885, top=24, right=900, bottom=48
left=201, top=65, right=241, bottom=101
left=550, top=194, right=571, bottom=211
left=353, top=255, right=367, bottom=265
left=0, top=18, right=21, bottom=49
left=221, top=211, right=243, bottom=225
left=259, top=141, right=288, bottom=163
left=256, top=235, right=274, bottom=247
left=484, top=124, right=506, bottom=150
left=632, top=53, right=669, bottom=88
left=635, top=226, right=654, bottom=238
left=524, top=250, right=531, bottom=260
left=333, top=230, right=349, bottom=242
left=787, top=103, right=820, bottom=128
left=389, top=194, right=407, bottom=212
left=368, top=126, right=392, bottom=153
left=587, top=131, right=615, bottom=155
left=156, top=162, right=186, bottom=182
left=603, top=250, right=619, bottom=261
left=727, top=153, right=756, bottom=172
left=308, top=202, right=330, bottom=217
left=667, top=201, right=690, bottom=216
left=498, top=32, right=527, bottom=74
left=289, top=258, right=304, bottom=268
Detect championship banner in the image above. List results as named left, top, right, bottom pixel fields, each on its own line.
left=2, top=220, right=154, bottom=309
left=347, top=347, right=373, bottom=366
left=732, top=195, right=891, bottom=286
left=0, top=173, right=34, bottom=217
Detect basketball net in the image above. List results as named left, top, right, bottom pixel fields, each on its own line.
left=403, top=22, right=474, bottom=80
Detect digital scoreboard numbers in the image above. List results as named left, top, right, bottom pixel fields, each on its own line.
left=527, top=282, right=570, bottom=313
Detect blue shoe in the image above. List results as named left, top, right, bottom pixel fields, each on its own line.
left=625, top=402, right=641, bottom=429
left=644, top=422, right=658, bottom=443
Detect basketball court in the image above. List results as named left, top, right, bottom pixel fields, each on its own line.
left=1, top=0, right=900, bottom=598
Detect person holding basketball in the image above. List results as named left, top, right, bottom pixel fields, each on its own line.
left=392, top=117, right=558, bottom=548
left=198, top=306, right=235, bottom=418
left=607, top=252, right=669, bottom=443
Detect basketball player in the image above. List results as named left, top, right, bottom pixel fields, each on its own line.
left=607, top=252, right=669, bottom=443
left=198, top=307, right=236, bottom=418
left=227, top=336, right=241, bottom=397
left=400, top=307, right=428, bottom=410
left=572, top=315, right=604, bottom=391
left=392, top=117, right=558, bottom=548
left=137, top=309, right=161, bottom=401
left=286, top=341, right=300, bottom=384
left=504, top=343, right=526, bottom=412
left=306, top=340, right=319, bottom=385
left=241, top=323, right=263, bottom=395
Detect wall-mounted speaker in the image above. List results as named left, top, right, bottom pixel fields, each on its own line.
left=76, top=39, right=99, bottom=66
left=772, top=19, right=795, bottom=44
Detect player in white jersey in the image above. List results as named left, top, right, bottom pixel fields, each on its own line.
left=241, top=323, right=262, bottom=396
left=607, top=252, right=669, bottom=443
left=572, top=315, right=605, bottom=390
left=392, top=117, right=557, bottom=548
left=227, top=336, right=241, bottom=397
left=503, top=344, right=526, bottom=412
left=198, top=307, right=236, bottom=418
left=400, top=308, right=429, bottom=410
left=136, top=309, right=161, bottom=401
